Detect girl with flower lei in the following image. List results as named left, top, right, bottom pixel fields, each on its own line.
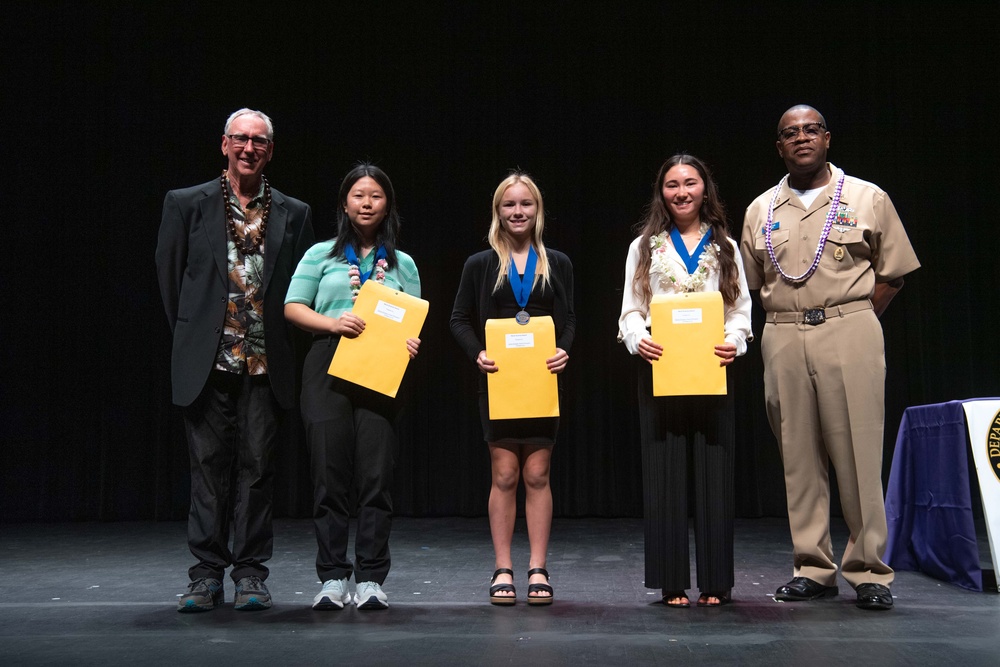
left=617, top=154, right=752, bottom=611
left=648, top=226, right=722, bottom=294
left=283, top=163, right=421, bottom=612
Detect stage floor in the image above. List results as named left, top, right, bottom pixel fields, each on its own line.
left=1, top=517, right=996, bottom=665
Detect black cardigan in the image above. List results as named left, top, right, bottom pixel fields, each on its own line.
left=450, top=248, right=576, bottom=363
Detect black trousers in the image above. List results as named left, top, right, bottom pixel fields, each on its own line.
left=301, top=336, right=399, bottom=585
left=183, top=370, right=280, bottom=583
left=637, top=363, right=735, bottom=594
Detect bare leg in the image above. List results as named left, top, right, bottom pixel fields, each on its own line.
left=488, top=443, right=520, bottom=599
left=522, top=445, right=553, bottom=599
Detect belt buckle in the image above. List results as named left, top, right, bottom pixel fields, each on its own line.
left=803, top=308, right=826, bottom=325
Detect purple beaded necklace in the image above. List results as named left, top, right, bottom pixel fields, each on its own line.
left=764, top=172, right=845, bottom=283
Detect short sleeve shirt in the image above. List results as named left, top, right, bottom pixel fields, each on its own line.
left=285, top=239, right=421, bottom=318
left=740, top=164, right=920, bottom=313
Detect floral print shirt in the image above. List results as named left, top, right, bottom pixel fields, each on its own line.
left=214, top=177, right=267, bottom=375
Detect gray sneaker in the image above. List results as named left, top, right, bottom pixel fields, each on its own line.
left=234, top=576, right=272, bottom=611
left=354, top=581, right=389, bottom=610
left=177, top=578, right=223, bottom=613
left=313, top=578, right=351, bottom=610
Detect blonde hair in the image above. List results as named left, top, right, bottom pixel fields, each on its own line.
left=488, top=173, right=551, bottom=294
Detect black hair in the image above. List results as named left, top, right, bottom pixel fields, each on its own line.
left=329, top=162, right=401, bottom=268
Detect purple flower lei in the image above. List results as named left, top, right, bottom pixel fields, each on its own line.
left=764, top=172, right=845, bottom=283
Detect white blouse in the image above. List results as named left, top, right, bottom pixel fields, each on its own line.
left=618, top=234, right=753, bottom=356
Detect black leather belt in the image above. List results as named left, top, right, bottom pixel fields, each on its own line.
left=767, top=300, right=873, bottom=325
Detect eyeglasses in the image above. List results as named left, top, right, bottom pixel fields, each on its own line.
left=227, top=134, right=272, bottom=150
left=778, top=123, right=826, bottom=142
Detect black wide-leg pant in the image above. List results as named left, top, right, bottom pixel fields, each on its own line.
left=301, top=335, right=399, bottom=585
left=637, top=363, right=735, bottom=594
left=184, top=369, right=280, bottom=583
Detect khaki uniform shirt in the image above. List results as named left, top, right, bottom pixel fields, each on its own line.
left=740, top=163, right=920, bottom=312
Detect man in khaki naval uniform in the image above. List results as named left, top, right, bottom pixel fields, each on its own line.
left=740, top=105, right=920, bottom=610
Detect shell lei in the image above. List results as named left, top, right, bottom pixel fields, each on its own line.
left=349, top=258, right=388, bottom=302
left=649, top=230, right=721, bottom=293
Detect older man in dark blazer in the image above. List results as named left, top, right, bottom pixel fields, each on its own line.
left=156, top=108, right=314, bottom=612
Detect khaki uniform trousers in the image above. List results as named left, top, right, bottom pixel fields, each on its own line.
left=761, top=307, right=894, bottom=589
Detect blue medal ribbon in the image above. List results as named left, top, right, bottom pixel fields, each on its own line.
left=344, top=244, right=386, bottom=284
left=508, top=246, right=538, bottom=310
left=669, top=226, right=713, bottom=275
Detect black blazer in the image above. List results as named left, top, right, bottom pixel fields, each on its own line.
left=155, top=178, right=314, bottom=408
left=450, top=248, right=576, bottom=364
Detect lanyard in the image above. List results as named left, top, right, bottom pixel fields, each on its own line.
left=508, top=246, right=538, bottom=310
left=669, top=226, right=713, bottom=275
left=344, top=244, right=386, bottom=284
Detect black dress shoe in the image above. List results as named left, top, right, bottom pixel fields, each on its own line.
left=774, top=576, right=839, bottom=601
left=855, top=583, right=893, bottom=610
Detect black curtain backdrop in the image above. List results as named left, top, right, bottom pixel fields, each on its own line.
left=2, top=1, right=997, bottom=522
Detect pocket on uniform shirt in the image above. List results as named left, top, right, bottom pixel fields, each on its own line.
left=755, top=228, right=789, bottom=251
left=826, top=227, right=867, bottom=267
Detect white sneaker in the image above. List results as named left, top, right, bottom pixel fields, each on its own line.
left=312, top=578, right=351, bottom=610
left=354, top=581, right=389, bottom=610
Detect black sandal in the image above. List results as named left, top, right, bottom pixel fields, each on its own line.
left=662, top=591, right=691, bottom=608
left=696, top=592, right=732, bottom=607
left=527, top=567, right=554, bottom=605
left=489, top=568, right=516, bottom=606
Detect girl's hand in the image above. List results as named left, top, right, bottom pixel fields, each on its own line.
left=638, top=336, right=663, bottom=363
left=334, top=312, right=366, bottom=338
left=546, top=348, right=569, bottom=374
left=477, top=350, right=498, bottom=374
left=714, top=343, right=737, bottom=366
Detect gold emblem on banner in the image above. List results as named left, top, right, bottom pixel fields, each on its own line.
left=988, top=408, right=1000, bottom=483
left=833, top=246, right=845, bottom=261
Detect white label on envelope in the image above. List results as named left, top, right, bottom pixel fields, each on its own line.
left=505, top=333, right=535, bottom=348
left=672, top=308, right=703, bottom=324
left=374, top=300, right=405, bottom=323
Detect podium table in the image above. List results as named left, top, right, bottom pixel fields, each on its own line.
left=884, top=399, right=999, bottom=591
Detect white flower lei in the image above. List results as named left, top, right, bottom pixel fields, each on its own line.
left=649, top=227, right=721, bottom=293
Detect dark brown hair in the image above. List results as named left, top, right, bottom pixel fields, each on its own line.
left=630, top=154, right=741, bottom=307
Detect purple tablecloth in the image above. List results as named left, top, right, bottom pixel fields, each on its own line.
left=884, top=400, right=989, bottom=591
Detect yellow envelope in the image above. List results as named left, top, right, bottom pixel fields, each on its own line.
left=327, top=280, right=428, bottom=397
left=649, top=292, right=726, bottom=396
left=485, top=316, right=559, bottom=420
